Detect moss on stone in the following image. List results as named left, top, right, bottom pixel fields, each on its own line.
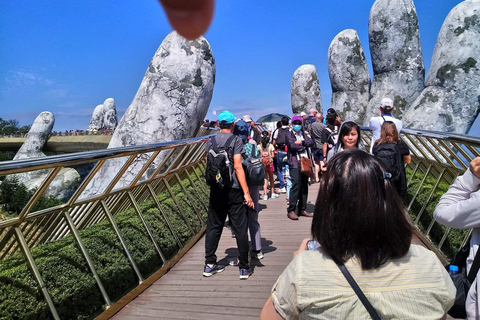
left=180, top=44, right=193, bottom=56
left=304, top=72, right=318, bottom=92
left=371, top=30, right=387, bottom=45
left=393, top=96, right=407, bottom=114
left=454, top=14, right=479, bottom=36
left=148, top=63, right=156, bottom=73
left=192, top=69, right=203, bottom=87
left=436, top=58, right=477, bottom=86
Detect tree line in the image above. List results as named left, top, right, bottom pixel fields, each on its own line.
left=0, top=117, right=31, bottom=136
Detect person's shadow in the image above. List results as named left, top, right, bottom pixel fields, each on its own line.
left=219, top=237, right=277, bottom=274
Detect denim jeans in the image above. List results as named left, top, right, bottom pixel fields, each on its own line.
left=276, top=151, right=287, bottom=189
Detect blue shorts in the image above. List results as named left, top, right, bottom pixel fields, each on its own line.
left=313, top=148, right=323, bottom=162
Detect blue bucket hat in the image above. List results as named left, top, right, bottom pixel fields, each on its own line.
left=218, top=110, right=236, bottom=124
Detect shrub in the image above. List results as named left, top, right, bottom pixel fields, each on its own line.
left=0, top=171, right=209, bottom=320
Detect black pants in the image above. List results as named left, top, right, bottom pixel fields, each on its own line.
left=287, top=167, right=309, bottom=213
left=205, top=187, right=249, bottom=269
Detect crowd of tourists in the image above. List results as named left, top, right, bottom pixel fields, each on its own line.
left=201, top=98, right=480, bottom=318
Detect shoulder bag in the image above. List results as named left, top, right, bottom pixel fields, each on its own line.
left=332, top=257, right=381, bottom=320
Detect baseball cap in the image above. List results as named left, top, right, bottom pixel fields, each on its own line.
left=300, top=111, right=307, bottom=117
left=291, top=115, right=303, bottom=123
left=218, top=110, right=236, bottom=124
left=233, top=120, right=249, bottom=140
left=242, top=115, right=254, bottom=122
left=380, top=98, right=393, bottom=109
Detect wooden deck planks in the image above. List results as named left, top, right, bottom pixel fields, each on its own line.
left=111, top=184, right=317, bottom=320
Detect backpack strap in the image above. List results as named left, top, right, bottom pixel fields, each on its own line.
left=468, top=248, right=480, bottom=283
left=224, top=135, right=236, bottom=150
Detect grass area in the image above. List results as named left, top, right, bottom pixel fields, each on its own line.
left=0, top=169, right=208, bottom=320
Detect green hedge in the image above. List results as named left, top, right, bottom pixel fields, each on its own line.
left=405, top=166, right=468, bottom=260
left=0, top=170, right=208, bottom=320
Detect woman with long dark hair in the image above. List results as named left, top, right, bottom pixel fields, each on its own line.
left=372, top=121, right=410, bottom=199
left=261, top=150, right=455, bottom=319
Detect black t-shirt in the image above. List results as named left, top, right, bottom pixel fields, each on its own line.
left=320, top=124, right=336, bottom=144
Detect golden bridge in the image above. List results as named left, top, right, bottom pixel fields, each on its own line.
left=0, top=127, right=479, bottom=319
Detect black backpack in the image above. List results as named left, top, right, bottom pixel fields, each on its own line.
left=242, top=143, right=265, bottom=186
left=275, top=127, right=289, bottom=149
left=373, top=143, right=403, bottom=182
left=205, top=135, right=236, bottom=189
left=325, top=127, right=339, bottom=151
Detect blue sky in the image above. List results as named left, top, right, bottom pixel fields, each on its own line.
left=1, top=0, right=478, bottom=136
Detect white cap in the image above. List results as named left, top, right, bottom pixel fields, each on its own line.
left=380, top=98, right=393, bottom=109
left=300, top=111, right=307, bottom=117
left=242, top=115, right=254, bottom=122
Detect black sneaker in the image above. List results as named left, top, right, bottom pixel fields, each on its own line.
left=203, top=264, right=225, bottom=277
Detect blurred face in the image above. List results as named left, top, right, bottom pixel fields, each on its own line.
left=342, top=128, right=358, bottom=150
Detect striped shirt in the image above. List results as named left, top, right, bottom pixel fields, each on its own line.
left=271, top=244, right=455, bottom=319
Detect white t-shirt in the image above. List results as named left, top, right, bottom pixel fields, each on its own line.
left=368, top=115, right=403, bottom=153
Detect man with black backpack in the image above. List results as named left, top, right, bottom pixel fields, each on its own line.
left=204, top=111, right=254, bottom=280
left=321, top=112, right=339, bottom=164
left=272, top=116, right=290, bottom=193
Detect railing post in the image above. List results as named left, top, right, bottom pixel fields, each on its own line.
left=185, top=168, right=209, bottom=212
left=63, top=211, right=112, bottom=307
left=100, top=200, right=144, bottom=283
left=174, top=172, right=205, bottom=226
left=407, top=164, right=433, bottom=213
left=14, top=227, right=61, bottom=320
left=147, top=185, right=183, bottom=249
left=162, top=179, right=196, bottom=235
left=127, top=191, right=166, bottom=263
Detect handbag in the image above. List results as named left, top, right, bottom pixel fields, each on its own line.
left=300, top=157, right=314, bottom=178
left=447, top=240, right=480, bottom=318
left=333, top=257, right=381, bottom=320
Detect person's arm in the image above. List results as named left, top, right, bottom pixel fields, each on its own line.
left=434, top=157, right=480, bottom=229
left=233, top=153, right=254, bottom=208
left=286, top=131, right=305, bottom=152
left=322, top=143, right=328, bottom=163
left=302, top=134, right=314, bottom=148
left=260, top=296, right=285, bottom=320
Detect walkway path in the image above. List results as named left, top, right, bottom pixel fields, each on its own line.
left=112, top=184, right=318, bottom=320
left=109, top=182, right=436, bottom=320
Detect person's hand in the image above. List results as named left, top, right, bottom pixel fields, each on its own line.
left=294, top=238, right=310, bottom=258
left=470, top=157, right=480, bottom=179
left=158, top=0, right=215, bottom=40
left=294, top=140, right=301, bottom=145
left=244, top=193, right=254, bottom=209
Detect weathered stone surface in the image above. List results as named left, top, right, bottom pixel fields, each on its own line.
left=87, top=105, right=104, bottom=131
left=365, top=0, right=425, bottom=122
left=10, top=112, right=81, bottom=201
left=81, top=31, right=215, bottom=198
left=291, top=64, right=322, bottom=115
left=403, top=0, right=480, bottom=133
left=328, top=29, right=370, bottom=123
left=87, top=98, right=117, bottom=131
left=102, top=98, right=117, bottom=130
left=14, top=112, right=54, bottom=161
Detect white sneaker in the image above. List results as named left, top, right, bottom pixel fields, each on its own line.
left=263, top=195, right=268, bottom=201
left=271, top=193, right=279, bottom=199
left=278, top=187, right=286, bottom=193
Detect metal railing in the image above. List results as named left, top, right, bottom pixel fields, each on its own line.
left=361, top=127, right=480, bottom=264
left=0, top=127, right=215, bottom=320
